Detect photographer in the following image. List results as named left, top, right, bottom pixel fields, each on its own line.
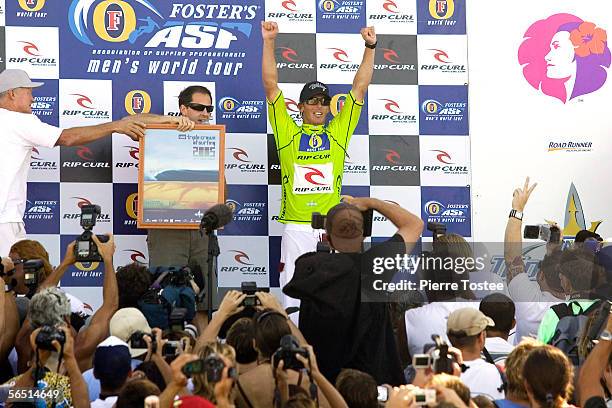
left=284, top=196, right=423, bottom=385
left=15, top=234, right=118, bottom=373
left=6, top=239, right=53, bottom=297
left=503, top=178, right=565, bottom=342
left=0, top=256, right=18, bottom=382
left=578, top=313, right=612, bottom=408
left=274, top=344, right=349, bottom=408
left=7, top=325, right=89, bottom=408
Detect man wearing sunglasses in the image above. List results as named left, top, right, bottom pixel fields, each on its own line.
left=261, top=21, right=376, bottom=312
left=146, top=85, right=221, bottom=328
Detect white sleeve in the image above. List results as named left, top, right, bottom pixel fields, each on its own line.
left=508, top=273, right=542, bottom=302
left=14, top=113, right=62, bottom=148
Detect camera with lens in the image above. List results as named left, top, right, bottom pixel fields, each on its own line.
left=524, top=224, right=561, bottom=244
left=14, top=259, right=45, bottom=296
left=413, top=388, right=436, bottom=406
left=130, top=331, right=155, bottom=352
left=427, top=222, right=447, bottom=242
left=74, top=204, right=109, bottom=262
left=240, top=281, right=261, bottom=307
left=154, top=266, right=194, bottom=287
left=273, top=334, right=309, bottom=371
left=181, top=354, right=237, bottom=382
left=429, top=334, right=456, bottom=374
left=35, top=325, right=66, bottom=351
left=311, top=208, right=374, bottom=237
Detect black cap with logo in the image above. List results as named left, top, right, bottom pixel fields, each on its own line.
left=299, top=81, right=330, bottom=103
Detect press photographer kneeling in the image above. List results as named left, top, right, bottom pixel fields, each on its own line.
left=283, top=196, right=424, bottom=385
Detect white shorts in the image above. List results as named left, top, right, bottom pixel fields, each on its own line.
left=0, top=222, right=26, bottom=256
left=280, top=223, right=323, bottom=323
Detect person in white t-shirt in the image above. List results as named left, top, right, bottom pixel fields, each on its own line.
left=447, top=308, right=505, bottom=400
left=479, top=293, right=516, bottom=367
left=0, top=69, right=195, bottom=255
left=503, top=178, right=564, bottom=344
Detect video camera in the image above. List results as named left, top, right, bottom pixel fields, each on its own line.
left=524, top=224, right=561, bottom=244
left=414, top=335, right=457, bottom=375
left=182, top=353, right=238, bottom=382
left=74, top=204, right=109, bottom=262
left=35, top=325, right=66, bottom=351
left=273, top=334, right=309, bottom=371
left=311, top=208, right=374, bottom=237
left=129, top=331, right=155, bottom=353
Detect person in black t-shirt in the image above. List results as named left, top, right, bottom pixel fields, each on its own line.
left=284, top=197, right=423, bottom=385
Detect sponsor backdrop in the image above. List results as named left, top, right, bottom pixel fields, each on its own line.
left=1, top=0, right=470, bottom=307
left=468, top=1, right=612, bottom=251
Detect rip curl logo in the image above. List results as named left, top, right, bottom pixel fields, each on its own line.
left=19, top=41, right=40, bottom=56
left=518, top=14, right=611, bottom=103
left=230, top=250, right=253, bottom=265
left=126, top=249, right=146, bottom=263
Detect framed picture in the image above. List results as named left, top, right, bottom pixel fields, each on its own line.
left=137, top=124, right=226, bottom=229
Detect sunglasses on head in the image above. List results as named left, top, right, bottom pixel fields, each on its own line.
left=187, top=102, right=214, bottom=113
left=305, top=96, right=331, bottom=106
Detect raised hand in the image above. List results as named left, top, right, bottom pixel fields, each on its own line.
left=360, top=26, right=376, bottom=46
left=261, top=21, right=279, bottom=41
left=512, top=177, right=537, bottom=212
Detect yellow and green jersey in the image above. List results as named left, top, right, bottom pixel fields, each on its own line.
left=268, top=90, right=363, bottom=224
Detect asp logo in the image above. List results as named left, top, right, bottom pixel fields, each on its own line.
left=18, top=0, right=46, bottom=12
left=421, top=99, right=465, bottom=117
left=429, top=0, right=454, bottom=20
left=424, top=200, right=467, bottom=218
left=69, top=0, right=253, bottom=49
left=225, top=199, right=265, bottom=221
left=318, top=0, right=362, bottom=14
left=124, top=90, right=151, bottom=115
left=218, top=96, right=263, bottom=120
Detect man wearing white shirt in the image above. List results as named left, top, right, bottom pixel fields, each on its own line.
left=479, top=293, right=515, bottom=367
left=0, top=69, right=193, bottom=254
left=503, top=178, right=564, bottom=344
left=447, top=308, right=505, bottom=400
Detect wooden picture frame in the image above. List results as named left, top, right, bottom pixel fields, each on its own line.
left=137, top=124, right=226, bottom=229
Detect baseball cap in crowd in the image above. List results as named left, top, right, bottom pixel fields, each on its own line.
left=172, top=395, right=216, bottom=408
left=299, top=81, right=330, bottom=103
left=0, top=69, right=44, bottom=94
left=109, top=307, right=152, bottom=357
left=93, top=336, right=132, bottom=380
left=447, top=308, right=494, bottom=336
left=325, top=202, right=364, bottom=252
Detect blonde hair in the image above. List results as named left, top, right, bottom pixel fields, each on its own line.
left=428, top=373, right=471, bottom=406
left=505, top=338, right=542, bottom=401
left=192, top=342, right=236, bottom=403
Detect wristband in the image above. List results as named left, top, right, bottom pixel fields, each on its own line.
left=509, top=209, right=523, bottom=221
left=365, top=41, right=377, bottom=49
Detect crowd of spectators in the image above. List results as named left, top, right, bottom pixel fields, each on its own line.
left=0, top=177, right=611, bottom=408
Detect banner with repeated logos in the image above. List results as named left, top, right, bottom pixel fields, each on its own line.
left=0, top=0, right=470, bottom=307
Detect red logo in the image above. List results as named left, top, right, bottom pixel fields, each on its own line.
left=380, top=99, right=401, bottom=113
left=279, top=46, right=298, bottom=62
left=285, top=98, right=299, bottom=113
left=228, top=147, right=250, bottom=163
left=431, top=149, right=453, bottom=164
left=72, top=197, right=92, bottom=209
left=430, top=49, right=450, bottom=64
left=302, top=166, right=326, bottom=185
left=124, top=146, right=139, bottom=160
left=281, top=0, right=297, bottom=12
left=19, top=41, right=40, bottom=56
left=231, top=250, right=253, bottom=265
left=106, top=10, right=123, bottom=31
left=382, top=48, right=400, bottom=63
left=125, top=249, right=146, bottom=264
left=71, top=94, right=94, bottom=109
left=31, top=147, right=42, bottom=160
left=383, top=0, right=399, bottom=13
left=328, top=48, right=349, bottom=63
left=384, top=149, right=401, bottom=164
left=76, top=146, right=94, bottom=161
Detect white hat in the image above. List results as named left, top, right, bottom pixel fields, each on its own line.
left=109, top=308, right=151, bottom=357
left=0, top=69, right=44, bottom=93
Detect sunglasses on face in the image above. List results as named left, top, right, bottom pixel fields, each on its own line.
left=305, top=96, right=331, bottom=106
left=187, top=102, right=214, bottom=113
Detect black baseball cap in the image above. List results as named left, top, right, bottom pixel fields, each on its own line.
left=299, top=81, right=330, bottom=103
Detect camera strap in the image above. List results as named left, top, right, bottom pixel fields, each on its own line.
left=482, top=347, right=507, bottom=394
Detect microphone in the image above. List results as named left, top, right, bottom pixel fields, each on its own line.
left=200, top=204, right=233, bottom=234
